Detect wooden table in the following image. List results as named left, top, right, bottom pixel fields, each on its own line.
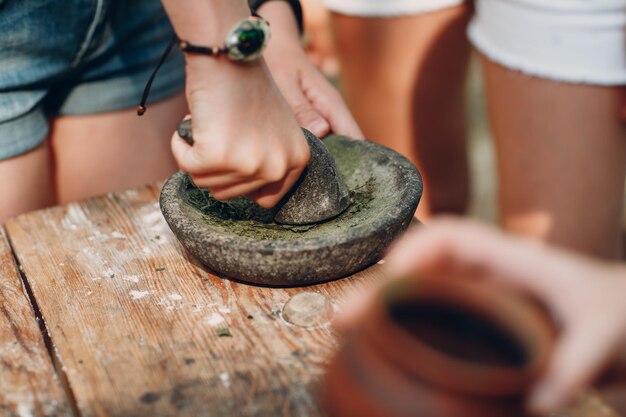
left=0, top=184, right=620, bottom=417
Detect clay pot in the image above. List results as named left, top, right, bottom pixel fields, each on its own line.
left=321, top=278, right=556, bottom=417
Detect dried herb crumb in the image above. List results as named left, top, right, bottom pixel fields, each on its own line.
left=216, top=327, right=232, bottom=337
left=155, top=235, right=161, bottom=240
left=155, top=267, right=166, bottom=272
left=269, top=310, right=280, bottom=318
left=140, top=392, right=161, bottom=404
left=247, top=315, right=254, bottom=320
left=109, top=273, right=115, bottom=278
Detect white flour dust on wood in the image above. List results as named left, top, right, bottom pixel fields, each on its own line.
left=130, top=290, right=150, bottom=300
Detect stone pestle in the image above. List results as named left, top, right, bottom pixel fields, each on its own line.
left=176, top=119, right=351, bottom=225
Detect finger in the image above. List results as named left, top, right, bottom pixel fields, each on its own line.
left=301, top=71, right=364, bottom=139
left=173, top=135, right=258, bottom=177
left=171, top=130, right=229, bottom=175
left=191, top=172, right=256, bottom=189
left=386, top=218, right=518, bottom=279
left=189, top=152, right=263, bottom=188
left=171, top=115, right=208, bottom=173
left=529, top=316, right=624, bottom=414
left=278, top=74, right=330, bottom=137
left=171, top=130, right=197, bottom=171
left=250, top=167, right=304, bottom=208
left=209, top=179, right=269, bottom=202
left=385, top=217, right=590, bottom=305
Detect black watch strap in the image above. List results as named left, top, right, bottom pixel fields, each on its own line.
left=248, top=0, right=303, bottom=34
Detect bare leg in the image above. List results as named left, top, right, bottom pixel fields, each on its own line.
left=0, top=142, right=55, bottom=223
left=52, top=93, right=187, bottom=204
left=331, top=6, right=472, bottom=219
left=483, top=57, right=626, bottom=259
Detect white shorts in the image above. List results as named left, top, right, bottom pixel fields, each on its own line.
left=323, top=0, right=463, bottom=17
left=324, top=0, right=626, bottom=85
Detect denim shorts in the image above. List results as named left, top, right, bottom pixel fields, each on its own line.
left=0, top=0, right=185, bottom=160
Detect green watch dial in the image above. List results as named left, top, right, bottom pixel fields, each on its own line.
left=225, top=17, right=271, bottom=62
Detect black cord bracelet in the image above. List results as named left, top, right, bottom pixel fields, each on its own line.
left=137, top=0, right=303, bottom=116
left=178, top=41, right=228, bottom=57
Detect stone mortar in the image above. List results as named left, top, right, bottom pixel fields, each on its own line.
left=175, top=119, right=352, bottom=225
left=160, top=135, right=423, bottom=286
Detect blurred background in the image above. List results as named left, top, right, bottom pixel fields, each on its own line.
left=300, top=0, right=626, bottom=235
left=301, top=0, right=496, bottom=221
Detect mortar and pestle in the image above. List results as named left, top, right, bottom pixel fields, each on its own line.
left=160, top=120, right=422, bottom=286
left=321, top=277, right=556, bottom=417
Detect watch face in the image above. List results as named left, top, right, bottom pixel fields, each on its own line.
left=225, top=17, right=271, bottom=62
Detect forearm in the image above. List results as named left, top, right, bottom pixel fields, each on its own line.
left=161, top=0, right=269, bottom=98
left=161, top=0, right=251, bottom=44
left=257, top=1, right=300, bottom=41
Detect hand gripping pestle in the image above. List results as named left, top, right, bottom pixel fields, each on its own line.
left=176, top=119, right=351, bottom=225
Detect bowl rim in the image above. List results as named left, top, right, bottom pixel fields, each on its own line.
left=361, top=277, right=555, bottom=397
left=159, top=136, right=423, bottom=253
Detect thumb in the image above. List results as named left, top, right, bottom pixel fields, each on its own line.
left=170, top=127, right=205, bottom=174
left=529, top=315, right=623, bottom=414
left=294, top=101, right=330, bottom=138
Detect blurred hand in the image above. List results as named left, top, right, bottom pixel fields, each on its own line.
left=301, top=0, right=340, bottom=77
left=259, top=1, right=362, bottom=139
left=172, top=56, right=310, bottom=208
left=382, top=218, right=626, bottom=415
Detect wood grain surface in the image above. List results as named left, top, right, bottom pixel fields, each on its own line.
left=0, top=228, right=72, bottom=417
left=3, top=184, right=621, bottom=417
left=5, top=185, right=382, bottom=417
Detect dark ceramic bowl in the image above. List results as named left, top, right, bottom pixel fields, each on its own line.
left=159, top=135, right=422, bottom=286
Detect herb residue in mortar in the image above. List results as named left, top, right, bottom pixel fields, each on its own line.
left=181, top=175, right=376, bottom=240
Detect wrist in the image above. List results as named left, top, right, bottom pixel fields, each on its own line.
left=162, top=0, right=251, bottom=45
left=251, top=0, right=304, bottom=34
left=185, top=56, right=267, bottom=95
left=259, top=1, right=306, bottom=63
left=258, top=1, right=301, bottom=41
